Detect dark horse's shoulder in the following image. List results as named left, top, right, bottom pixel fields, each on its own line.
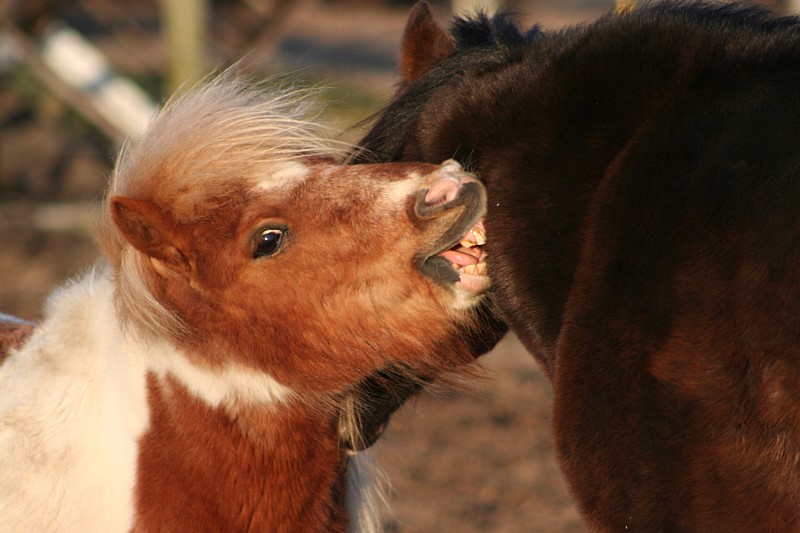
left=0, top=315, right=35, bottom=365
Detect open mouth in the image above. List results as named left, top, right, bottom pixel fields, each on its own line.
left=418, top=218, right=490, bottom=294
left=413, top=164, right=490, bottom=295
left=437, top=221, right=489, bottom=293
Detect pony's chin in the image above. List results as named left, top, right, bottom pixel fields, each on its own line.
left=456, top=271, right=491, bottom=294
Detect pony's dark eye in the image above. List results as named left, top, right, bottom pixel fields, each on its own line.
left=252, top=227, right=286, bottom=259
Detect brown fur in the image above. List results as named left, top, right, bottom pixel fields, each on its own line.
left=110, top=160, right=482, bottom=391
left=133, top=374, right=349, bottom=532
left=0, top=320, right=34, bottom=366
left=92, top=77, right=505, bottom=530
left=119, top=158, right=489, bottom=529
left=400, top=3, right=454, bottom=84
left=352, top=2, right=800, bottom=530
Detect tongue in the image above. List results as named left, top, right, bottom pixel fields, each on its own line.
left=440, top=248, right=480, bottom=267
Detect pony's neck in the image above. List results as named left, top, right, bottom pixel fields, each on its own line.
left=133, top=373, right=350, bottom=532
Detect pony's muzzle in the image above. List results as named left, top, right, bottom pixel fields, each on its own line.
left=412, top=161, right=488, bottom=289
left=415, top=159, right=484, bottom=218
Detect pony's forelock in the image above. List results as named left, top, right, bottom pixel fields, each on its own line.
left=97, top=74, right=350, bottom=341
left=113, top=74, right=351, bottom=200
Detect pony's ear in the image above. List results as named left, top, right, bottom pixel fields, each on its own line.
left=400, top=2, right=454, bottom=84
left=110, top=196, right=191, bottom=277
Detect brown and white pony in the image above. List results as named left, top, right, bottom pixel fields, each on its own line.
left=0, top=76, right=504, bottom=532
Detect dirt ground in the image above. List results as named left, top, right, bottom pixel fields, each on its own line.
left=375, top=334, right=588, bottom=533
left=0, top=2, right=623, bottom=531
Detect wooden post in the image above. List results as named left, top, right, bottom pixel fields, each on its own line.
left=19, top=24, right=157, bottom=140
left=159, top=0, right=209, bottom=95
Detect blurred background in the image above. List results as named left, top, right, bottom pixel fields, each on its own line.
left=0, top=0, right=794, bottom=531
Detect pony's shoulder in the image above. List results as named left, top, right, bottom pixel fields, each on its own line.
left=0, top=279, right=148, bottom=533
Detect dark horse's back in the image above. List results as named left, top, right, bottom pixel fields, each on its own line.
left=354, top=2, right=800, bottom=531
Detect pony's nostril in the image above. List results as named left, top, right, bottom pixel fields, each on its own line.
left=424, top=176, right=461, bottom=206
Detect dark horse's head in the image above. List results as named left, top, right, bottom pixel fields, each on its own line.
left=349, top=2, right=541, bottom=166
left=340, top=2, right=538, bottom=450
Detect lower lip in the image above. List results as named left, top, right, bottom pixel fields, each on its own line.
left=456, top=272, right=490, bottom=293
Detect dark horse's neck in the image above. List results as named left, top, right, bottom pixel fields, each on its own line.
left=133, top=374, right=349, bottom=532
left=471, top=47, right=675, bottom=376
left=357, top=21, right=686, bottom=376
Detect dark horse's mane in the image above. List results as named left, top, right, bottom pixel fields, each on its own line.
left=349, top=0, right=798, bottom=165
left=348, top=11, right=540, bottom=164
left=449, top=10, right=542, bottom=50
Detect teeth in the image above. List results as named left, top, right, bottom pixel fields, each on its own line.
left=458, top=225, right=487, bottom=249
left=473, top=226, right=487, bottom=246
left=458, top=261, right=488, bottom=276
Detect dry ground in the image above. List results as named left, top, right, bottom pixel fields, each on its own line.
left=375, top=334, right=587, bottom=533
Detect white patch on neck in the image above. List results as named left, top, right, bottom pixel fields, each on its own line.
left=148, top=349, right=294, bottom=409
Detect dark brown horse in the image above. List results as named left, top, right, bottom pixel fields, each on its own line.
left=350, top=2, right=800, bottom=531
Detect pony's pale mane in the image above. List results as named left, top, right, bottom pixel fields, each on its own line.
left=97, top=76, right=350, bottom=340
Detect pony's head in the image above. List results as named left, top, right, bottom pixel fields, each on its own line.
left=97, top=75, right=503, bottom=394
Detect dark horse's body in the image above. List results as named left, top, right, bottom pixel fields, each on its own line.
left=350, top=2, right=800, bottom=531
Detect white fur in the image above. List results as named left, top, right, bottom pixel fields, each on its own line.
left=381, top=160, right=467, bottom=208
left=147, top=345, right=294, bottom=409
left=0, top=267, right=296, bottom=532
left=451, top=288, right=486, bottom=310
left=0, top=270, right=149, bottom=532
left=347, top=450, right=388, bottom=533
left=382, top=171, right=424, bottom=208
left=252, top=160, right=310, bottom=192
